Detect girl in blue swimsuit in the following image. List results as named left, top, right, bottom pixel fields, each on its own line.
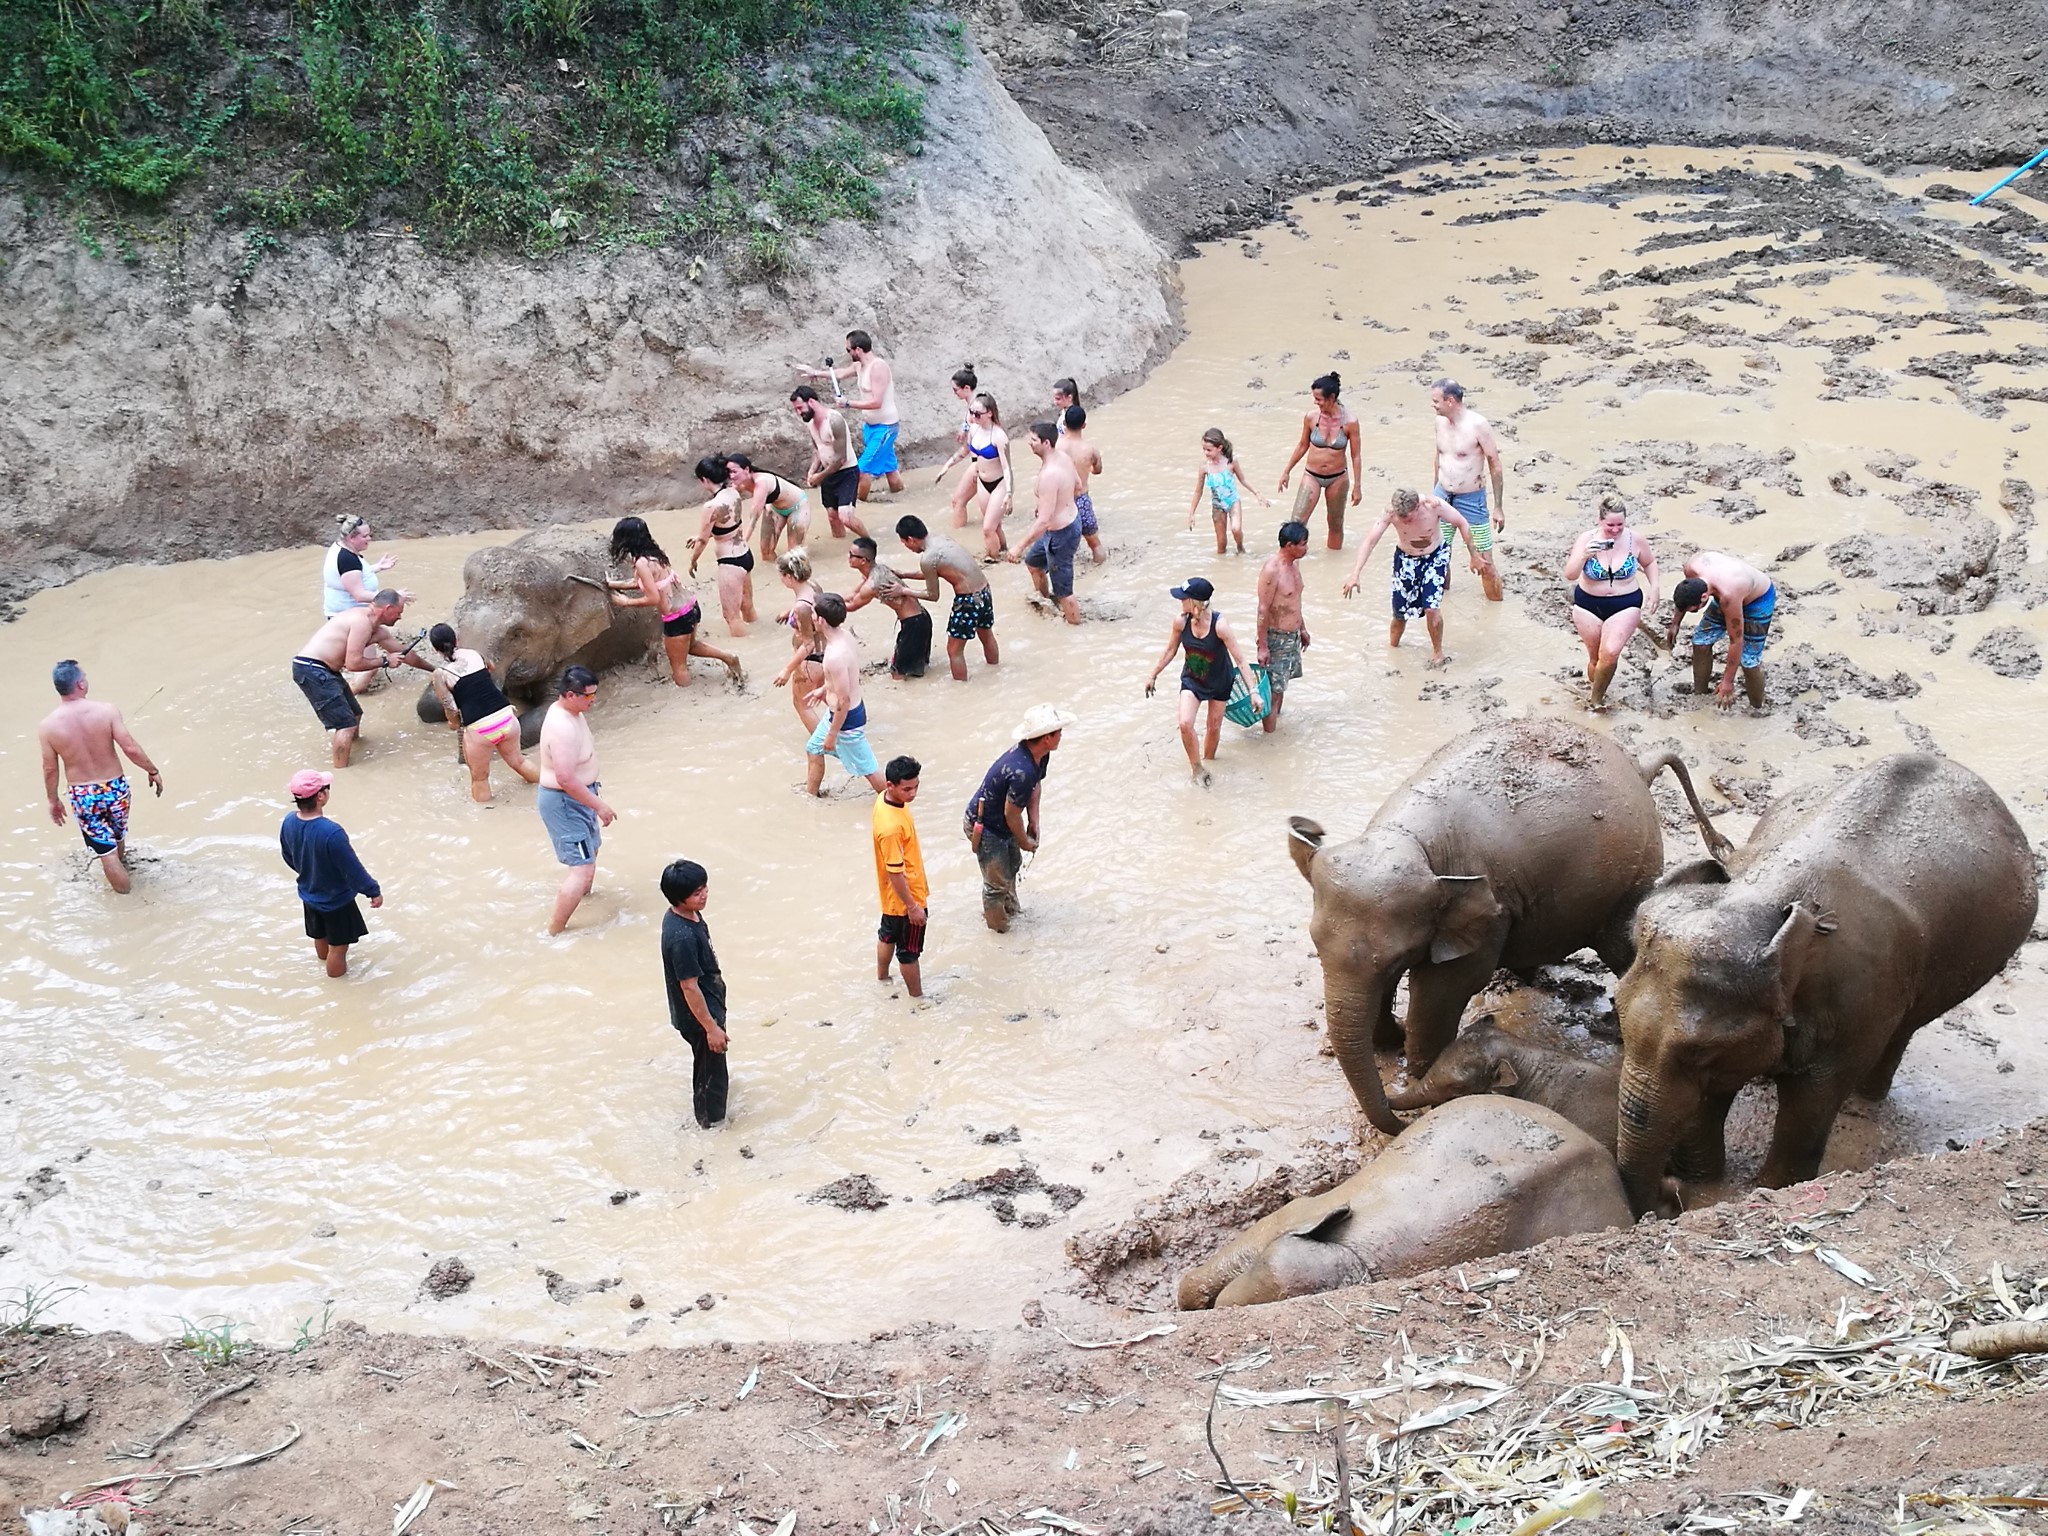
left=1188, top=428, right=1269, bottom=554
left=931, top=392, right=1013, bottom=559
left=1564, top=494, right=1659, bottom=711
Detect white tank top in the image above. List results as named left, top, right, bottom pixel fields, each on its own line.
left=322, top=542, right=379, bottom=615
left=857, top=357, right=898, bottom=426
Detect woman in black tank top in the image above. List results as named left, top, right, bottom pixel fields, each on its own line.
left=1142, top=577, right=1262, bottom=785
left=428, top=624, right=542, bottom=803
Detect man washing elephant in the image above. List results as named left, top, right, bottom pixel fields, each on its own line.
left=294, top=588, right=434, bottom=768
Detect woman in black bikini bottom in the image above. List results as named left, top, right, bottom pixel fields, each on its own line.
left=1563, top=494, right=1658, bottom=711
left=691, top=455, right=759, bottom=636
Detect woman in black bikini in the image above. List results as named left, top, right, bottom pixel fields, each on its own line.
left=608, top=516, right=743, bottom=689
left=689, top=456, right=758, bottom=637
left=427, top=624, right=542, bottom=803
left=931, top=392, right=1013, bottom=559
left=1564, top=494, right=1659, bottom=711
left=1276, top=371, right=1363, bottom=549
left=1142, top=576, right=1262, bottom=785
left=769, top=548, right=827, bottom=732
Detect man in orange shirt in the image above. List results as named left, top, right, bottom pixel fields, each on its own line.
left=872, top=755, right=929, bottom=998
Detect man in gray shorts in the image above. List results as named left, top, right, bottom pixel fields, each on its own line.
left=538, top=664, right=616, bottom=935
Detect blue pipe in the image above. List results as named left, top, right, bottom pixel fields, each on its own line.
left=1971, top=146, right=2048, bottom=206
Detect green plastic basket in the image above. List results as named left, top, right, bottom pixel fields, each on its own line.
left=1224, top=664, right=1272, bottom=728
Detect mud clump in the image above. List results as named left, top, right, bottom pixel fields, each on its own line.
left=809, top=1174, right=894, bottom=1212
left=7, top=1395, right=90, bottom=1441
left=421, top=1256, right=475, bottom=1300
left=934, top=1163, right=1084, bottom=1228
left=538, top=1267, right=621, bottom=1304
left=1825, top=516, right=2000, bottom=614
left=1971, top=626, right=2043, bottom=679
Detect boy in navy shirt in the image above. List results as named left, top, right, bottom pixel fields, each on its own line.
left=279, top=769, right=382, bottom=978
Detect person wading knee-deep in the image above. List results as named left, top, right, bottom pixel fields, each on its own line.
left=37, top=659, right=163, bottom=895
left=659, top=858, right=729, bottom=1130
left=1144, top=576, right=1263, bottom=785
left=872, top=756, right=929, bottom=998
left=279, top=770, right=382, bottom=979
left=537, top=665, right=616, bottom=935
left=964, top=703, right=1075, bottom=933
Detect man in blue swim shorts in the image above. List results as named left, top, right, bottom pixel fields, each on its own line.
left=1668, top=551, right=1777, bottom=711
left=1428, top=377, right=1507, bottom=602
left=801, top=330, right=902, bottom=501
left=806, top=593, right=890, bottom=797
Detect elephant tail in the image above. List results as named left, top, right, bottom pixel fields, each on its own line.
left=1637, top=749, right=1735, bottom=865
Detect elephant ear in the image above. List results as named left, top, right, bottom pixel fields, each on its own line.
left=1287, top=817, right=1326, bottom=883
left=1285, top=1203, right=1354, bottom=1244
left=558, top=572, right=617, bottom=657
left=1490, top=1057, right=1521, bottom=1091
left=1655, top=858, right=1731, bottom=891
left=1763, top=902, right=1835, bottom=1010
left=1430, top=874, right=1504, bottom=965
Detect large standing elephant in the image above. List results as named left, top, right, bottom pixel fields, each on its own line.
left=1177, top=1097, right=1629, bottom=1308
left=1292, top=717, right=1730, bottom=1135
left=1613, top=754, right=2037, bottom=1215
left=416, top=526, right=658, bottom=736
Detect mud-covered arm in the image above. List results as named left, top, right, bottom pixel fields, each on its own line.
left=1480, top=418, right=1506, bottom=528
left=1346, top=418, right=1363, bottom=503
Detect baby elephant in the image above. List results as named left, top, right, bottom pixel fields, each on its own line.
left=1386, top=1019, right=1620, bottom=1156
left=1177, top=1097, right=1629, bottom=1309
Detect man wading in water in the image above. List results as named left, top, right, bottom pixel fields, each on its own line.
left=1342, top=488, right=1492, bottom=668
left=802, top=331, right=902, bottom=501
left=966, top=704, right=1074, bottom=932
left=845, top=537, right=933, bottom=680
left=1054, top=384, right=1106, bottom=564
left=38, top=660, right=163, bottom=894
left=791, top=385, right=866, bottom=540
left=804, top=593, right=888, bottom=797
left=290, top=587, right=433, bottom=768
left=1256, top=522, right=1312, bottom=733
left=1429, top=378, right=1506, bottom=602
left=660, top=858, right=729, bottom=1130
left=1013, top=422, right=1084, bottom=625
left=1667, top=550, right=1777, bottom=711
left=898, top=515, right=999, bottom=681
left=538, top=666, right=616, bottom=936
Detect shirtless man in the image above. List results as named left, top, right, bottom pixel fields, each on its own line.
left=1342, top=488, right=1492, bottom=667
left=38, top=660, right=163, bottom=894
left=538, top=664, right=616, bottom=936
left=1059, top=401, right=1106, bottom=564
left=290, top=587, right=432, bottom=767
left=846, top=537, right=933, bottom=679
left=790, top=385, right=866, bottom=539
left=897, top=515, right=999, bottom=681
left=1429, top=379, right=1507, bottom=602
left=804, top=593, right=888, bottom=798
left=1255, top=521, right=1312, bottom=733
left=1012, top=422, right=1083, bottom=626
left=802, top=330, right=902, bottom=500
left=1667, top=551, right=1777, bottom=710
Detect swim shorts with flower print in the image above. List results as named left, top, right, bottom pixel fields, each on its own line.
left=68, top=776, right=131, bottom=855
left=1391, top=541, right=1452, bottom=620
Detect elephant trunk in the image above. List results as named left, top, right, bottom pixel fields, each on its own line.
left=1324, top=970, right=1405, bottom=1137
left=1615, top=1056, right=1693, bottom=1217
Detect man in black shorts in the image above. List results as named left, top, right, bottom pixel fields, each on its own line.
left=792, top=385, right=866, bottom=540
left=290, top=587, right=432, bottom=767
left=279, top=769, right=383, bottom=979
left=845, top=538, right=933, bottom=679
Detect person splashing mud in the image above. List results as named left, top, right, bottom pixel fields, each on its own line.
left=38, top=659, right=162, bottom=894
left=1342, top=488, right=1489, bottom=669
left=606, top=516, right=743, bottom=690
left=1276, top=371, right=1362, bottom=549
left=1564, top=494, right=1659, bottom=711
left=1144, top=576, right=1262, bottom=784
left=1428, top=378, right=1507, bottom=602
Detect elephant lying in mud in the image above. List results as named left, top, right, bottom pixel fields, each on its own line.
left=1178, top=1097, right=1629, bottom=1308
left=415, top=525, right=658, bottom=740
left=1615, top=754, right=2038, bottom=1216
left=1291, top=717, right=1731, bottom=1135
left=1386, top=1018, right=1620, bottom=1157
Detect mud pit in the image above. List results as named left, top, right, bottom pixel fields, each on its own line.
left=2, top=146, right=2047, bottom=1390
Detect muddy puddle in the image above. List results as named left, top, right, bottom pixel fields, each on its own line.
left=2, top=146, right=2045, bottom=1346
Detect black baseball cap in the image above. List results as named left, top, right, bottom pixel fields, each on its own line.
left=1171, top=577, right=1214, bottom=602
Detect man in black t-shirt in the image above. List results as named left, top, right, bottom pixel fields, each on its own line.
left=659, top=858, right=729, bottom=1128
left=965, top=703, right=1075, bottom=933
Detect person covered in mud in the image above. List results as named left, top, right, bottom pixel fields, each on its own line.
left=538, top=665, right=615, bottom=937
left=279, top=770, right=381, bottom=979
left=1256, top=522, right=1312, bottom=733
left=291, top=588, right=434, bottom=769
left=659, top=858, right=729, bottom=1130
left=800, top=330, right=902, bottom=500
left=1428, top=378, right=1507, bottom=602
left=1667, top=550, right=1776, bottom=711
left=321, top=514, right=407, bottom=695
left=802, top=593, right=888, bottom=798
left=1145, top=576, right=1263, bottom=784
left=1276, top=371, right=1363, bottom=549
left=1059, top=401, right=1107, bottom=565
left=607, top=516, right=743, bottom=689
left=931, top=392, right=1013, bottom=559
left=770, top=549, right=827, bottom=733
left=965, top=703, right=1075, bottom=933
left=726, top=452, right=809, bottom=565
left=38, top=659, right=163, bottom=895
left=1189, top=428, right=1268, bottom=555
left=845, top=537, right=932, bottom=680
left=872, top=755, right=929, bottom=998
left=1013, top=422, right=1084, bottom=625
left=1341, top=488, right=1491, bottom=669
left=898, top=515, right=999, bottom=682
left=427, top=625, right=541, bottom=804
left=1563, top=494, right=1659, bottom=711
left=790, top=385, right=867, bottom=541
left=687, top=456, right=758, bottom=637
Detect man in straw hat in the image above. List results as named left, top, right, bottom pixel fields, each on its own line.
left=964, top=702, right=1075, bottom=933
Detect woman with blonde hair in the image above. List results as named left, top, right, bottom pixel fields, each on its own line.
left=770, top=548, right=827, bottom=731
left=932, top=392, right=1014, bottom=559
left=1563, top=494, right=1658, bottom=710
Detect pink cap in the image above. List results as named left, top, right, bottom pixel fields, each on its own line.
left=288, top=770, right=333, bottom=799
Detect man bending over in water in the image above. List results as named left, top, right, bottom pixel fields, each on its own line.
left=805, top=593, right=888, bottom=797
left=291, top=587, right=432, bottom=768
left=1342, top=488, right=1491, bottom=668
left=1429, top=379, right=1506, bottom=602
left=898, top=515, right=999, bottom=681
left=846, top=537, right=933, bottom=679
left=38, top=659, right=163, bottom=894
left=1256, top=522, right=1312, bottom=733
left=1667, top=551, right=1776, bottom=711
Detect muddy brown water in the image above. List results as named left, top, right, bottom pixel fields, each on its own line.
left=2, top=147, right=2045, bottom=1347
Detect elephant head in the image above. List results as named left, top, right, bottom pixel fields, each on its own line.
left=1289, top=816, right=1507, bottom=1137
left=451, top=543, right=616, bottom=703
left=1613, top=861, right=1836, bottom=1215
left=1384, top=1017, right=1514, bottom=1111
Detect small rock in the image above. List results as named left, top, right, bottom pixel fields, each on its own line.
left=538, top=1267, right=621, bottom=1305
left=10, top=1395, right=89, bottom=1439
left=421, top=1256, right=474, bottom=1300
left=979, top=1126, right=1021, bottom=1145
left=696, top=1293, right=716, bottom=1311
left=1970, top=625, right=2042, bottom=679
left=312, top=1223, right=337, bottom=1239
left=808, top=1174, right=893, bottom=1212
left=629, top=1293, right=646, bottom=1309
left=609, top=1189, right=638, bottom=1206
left=1999, top=1059, right=2017, bottom=1074
left=739, top=1145, right=755, bottom=1160
left=1021, top=1298, right=1045, bottom=1326
left=1923, top=183, right=1970, bottom=202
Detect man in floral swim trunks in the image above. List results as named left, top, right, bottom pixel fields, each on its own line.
left=37, top=659, right=163, bottom=894
left=1341, top=488, right=1492, bottom=668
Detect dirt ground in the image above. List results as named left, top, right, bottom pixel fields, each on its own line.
left=5, top=1125, right=2048, bottom=1533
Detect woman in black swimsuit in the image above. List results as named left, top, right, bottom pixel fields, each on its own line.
left=427, top=624, right=542, bottom=803
left=1563, top=494, right=1659, bottom=711
left=1142, top=576, right=1262, bottom=785
left=689, top=456, right=758, bottom=636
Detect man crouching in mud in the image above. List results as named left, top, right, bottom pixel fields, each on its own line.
left=1667, top=551, right=1776, bottom=710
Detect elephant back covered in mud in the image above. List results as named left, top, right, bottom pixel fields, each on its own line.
left=1178, top=1096, right=1629, bottom=1308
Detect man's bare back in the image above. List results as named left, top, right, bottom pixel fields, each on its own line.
left=918, top=537, right=988, bottom=596
left=39, top=698, right=131, bottom=786
left=1062, top=430, right=1101, bottom=495
left=299, top=608, right=389, bottom=673
left=1689, top=550, right=1771, bottom=604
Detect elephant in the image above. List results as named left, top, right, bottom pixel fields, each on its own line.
left=1177, top=1097, right=1629, bottom=1308
left=416, top=525, right=658, bottom=742
left=1614, top=753, right=2037, bottom=1217
left=1385, top=1017, right=1620, bottom=1156
left=1291, top=717, right=1731, bottom=1136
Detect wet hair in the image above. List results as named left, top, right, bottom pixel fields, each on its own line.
left=1673, top=578, right=1709, bottom=613
left=846, top=329, right=874, bottom=353
left=1278, top=521, right=1310, bottom=547
left=1391, top=488, right=1420, bottom=515
left=1312, top=371, right=1342, bottom=399
left=334, top=513, right=369, bottom=539
left=1433, top=377, right=1465, bottom=402
left=1598, top=493, right=1629, bottom=521
left=52, top=659, right=84, bottom=697
left=790, top=384, right=821, bottom=405
left=778, top=549, right=813, bottom=583
left=1063, top=403, right=1086, bottom=430
left=725, top=451, right=754, bottom=473
left=850, top=537, right=878, bottom=561
left=428, top=623, right=458, bottom=659
left=972, top=392, right=1000, bottom=425
left=814, top=591, right=848, bottom=628
left=1052, top=376, right=1079, bottom=402
left=659, top=858, right=708, bottom=905
left=609, top=515, right=669, bottom=567
left=371, top=587, right=404, bottom=610
left=897, top=515, right=929, bottom=541
left=559, top=663, right=599, bottom=696
left=1030, top=421, right=1058, bottom=446
left=695, top=456, right=730, bottom=486
left=951, top=366, right=978, bottom=390
left=1202, top=427, right=1234, bottom=460
left=886, top=755, right=920, bottom=785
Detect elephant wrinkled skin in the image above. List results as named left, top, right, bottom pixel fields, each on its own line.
left=1614, top=753, right=2038, bottom=1216
left=1385, top=1017, right=1620, bottom=1156
left=1177, top=1097, right=1630, bottom=1309
left=1291, top=717, right=1729, bottom=1135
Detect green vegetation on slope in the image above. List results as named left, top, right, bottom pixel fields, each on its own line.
left=0, top=0, right=934, bottom=257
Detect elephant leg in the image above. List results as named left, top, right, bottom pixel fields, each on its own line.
left=1589, top=903, right=1639, bottom=979
left=1402, top=952, right=1497, bottom=1073
left=1858, top=1023, right=1917, bottom=1101
left=1757, top=1071, right=1851, bottom=1189
left=1372, top=977, right=1402, bottom=1053
left=1668, top=1090, right=1737, bottom=1183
